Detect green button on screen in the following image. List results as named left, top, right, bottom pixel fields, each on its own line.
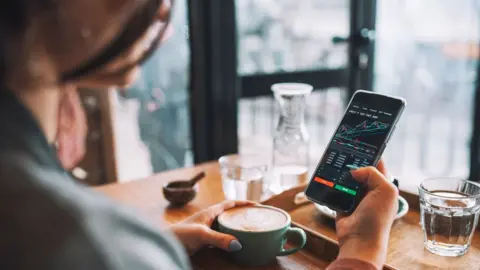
left=335, top=184, right=357, bottom=196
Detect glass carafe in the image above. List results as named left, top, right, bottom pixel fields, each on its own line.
left=270, top=83, right=312, bottom=194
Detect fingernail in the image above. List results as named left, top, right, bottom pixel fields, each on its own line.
left=228, top=240, right=242, bottom=252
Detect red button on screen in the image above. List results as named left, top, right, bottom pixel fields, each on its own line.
left=314, top=177, right=334, bottom=188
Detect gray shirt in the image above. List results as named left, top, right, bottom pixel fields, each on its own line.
left=0, top=90, right=190, bottom=270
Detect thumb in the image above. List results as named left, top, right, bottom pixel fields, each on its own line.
left=376, top=159, right=388, bottom=176
left=351, top=167, right=397, bottom=195
left=201, top=228, right=242, bottom=252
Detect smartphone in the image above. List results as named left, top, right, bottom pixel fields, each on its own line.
left=305, top=90, right=406, bottom=213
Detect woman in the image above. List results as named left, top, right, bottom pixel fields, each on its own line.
left=0, top=0, right=399, bottom=269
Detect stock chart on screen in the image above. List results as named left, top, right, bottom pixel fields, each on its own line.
left=331, top=120, right=390, bottom=159
left=312, top=103, right=395, bottom=195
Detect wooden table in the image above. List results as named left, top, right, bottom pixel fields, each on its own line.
left=96, top=162, right=480, bottom=269
left=96, top=162, right=225, bottom=224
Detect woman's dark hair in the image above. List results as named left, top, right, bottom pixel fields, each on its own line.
left=0, top=0, right=169, bottom=85
left=0, top=0, right=32, bottom=85
left=61, top=0, right=167, bottom=82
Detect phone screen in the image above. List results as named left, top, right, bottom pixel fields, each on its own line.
left=305, top=91, right=405, bottom=212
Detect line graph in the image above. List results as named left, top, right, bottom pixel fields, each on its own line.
left=337, top=120, right=390, bottom=139
left=332, top=120, right=390, bottom=157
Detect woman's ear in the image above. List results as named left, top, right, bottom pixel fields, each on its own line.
left=56, top=85, right=88, bottom=170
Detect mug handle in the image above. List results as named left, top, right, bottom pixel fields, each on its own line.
left=277, top=227, right=307, bottom=256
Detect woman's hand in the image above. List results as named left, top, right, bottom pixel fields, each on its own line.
left=335, top=161, right=398, bottom=269
left=170, top=200, right=256, bottom=256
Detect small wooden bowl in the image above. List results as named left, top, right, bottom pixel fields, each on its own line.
left=163, top=181, right=197, bottom=206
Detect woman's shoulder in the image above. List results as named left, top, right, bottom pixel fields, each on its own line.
left=0, top=153, right=190, bottom=269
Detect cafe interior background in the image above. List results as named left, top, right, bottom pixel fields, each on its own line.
left=74, top=0, right=480, bottom=195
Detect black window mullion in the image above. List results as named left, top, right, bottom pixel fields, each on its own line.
left=240, top=69, right=348, bottom=98
left=347, top=0, right=377, bottom=99
left=188, top=0, right=239, bottom=163
left=469, top=56, right=480, bottom=181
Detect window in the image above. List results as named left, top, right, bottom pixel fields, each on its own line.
left=237, top=0, right=349, bottom=75
left=374, top=0, right=479, bottom=191
left=236, top=0, right=351, bottom=171
left=235, top=0, right=480, bottom=192
left=114, top=0, right=192, bottom=180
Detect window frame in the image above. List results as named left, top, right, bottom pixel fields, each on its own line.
left=187, top=0, right=480, bottom=189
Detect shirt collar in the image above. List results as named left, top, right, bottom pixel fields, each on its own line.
left=0, top=90, right=64, bottom=170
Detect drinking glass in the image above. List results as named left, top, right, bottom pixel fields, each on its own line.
left=219, top=154, right=268, bottom=202
left=419, top=178, right=480, bottom=256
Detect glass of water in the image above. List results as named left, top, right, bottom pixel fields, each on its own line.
left=219, top=154, right=267, bottom=202
left=419, top=178, right=480, bottom=257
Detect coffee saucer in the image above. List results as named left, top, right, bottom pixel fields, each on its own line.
left=314, top=196, right=409, bottom=220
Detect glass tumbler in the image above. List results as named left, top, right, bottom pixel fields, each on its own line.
left=419, top=178, right=480, bottom=257
left=219, top=154, right=268, bottom=202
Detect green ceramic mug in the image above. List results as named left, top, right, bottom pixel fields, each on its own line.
left=217, top=205, right=307, bottom=266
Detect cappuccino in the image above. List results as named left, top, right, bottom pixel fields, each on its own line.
left=218, top=205, right=289, bottom=232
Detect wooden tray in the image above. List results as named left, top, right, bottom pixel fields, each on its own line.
left=264, top=186, right=480, bottom=270
left=192, top=187, right=392, bottom=270
left=191, top=222, right=338, bottom=270
left=193, top=185, right=480, bottom=269
left=192, top=210, right=339, bottom=269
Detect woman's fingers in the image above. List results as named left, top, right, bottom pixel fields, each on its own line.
left=201, top=200, right=258, bottom=225
left=206, top=200, right=257, bottom=217
left=199, top=227, right=242, bottom=252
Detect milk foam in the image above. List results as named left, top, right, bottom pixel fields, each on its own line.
left=219, top=206, right=289, bottom=232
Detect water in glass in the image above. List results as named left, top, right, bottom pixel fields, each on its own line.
left=419, top=179, right=480, bottom=257
left=219, top=155, right=267, bottom=202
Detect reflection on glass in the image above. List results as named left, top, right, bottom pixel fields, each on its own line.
left=374, top=0, right=480, bottom=189
left=117, top=0, right=191, bottom=177
left=236, top=0, right=350, bottom=75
